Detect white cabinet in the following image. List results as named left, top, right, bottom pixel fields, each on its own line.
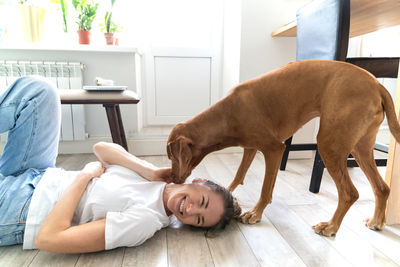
left=145, top=47, right=221, bottom=125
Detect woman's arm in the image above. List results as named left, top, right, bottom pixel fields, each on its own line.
left=93, top=142, right=171, bottom=182
left=35, top=162, right=106, bottom=253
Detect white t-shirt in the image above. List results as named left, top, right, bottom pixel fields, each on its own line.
left=23, top=164, right=170, bottom=250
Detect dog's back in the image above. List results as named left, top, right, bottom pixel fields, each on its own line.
left=227, top=60, right=387, bottom=141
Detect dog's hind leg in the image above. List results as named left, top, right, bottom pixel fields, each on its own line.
left=227, top=148, right=257, bottom=192
left=240, top=143, right=285, bottom=224
left=351, top=130, right=390, bottom=230
left=313, top=139, right=359, bottom=237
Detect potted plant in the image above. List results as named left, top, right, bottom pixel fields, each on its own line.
left=100, top=0, right=121, bottom=45
left=72, top=0, right=99, bottom=44
left=100, top=21, right=121, bottom=45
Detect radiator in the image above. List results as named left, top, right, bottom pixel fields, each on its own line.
left=0, top=60, right=86, bottom=141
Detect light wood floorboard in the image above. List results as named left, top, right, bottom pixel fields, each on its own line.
left=122, top=230, right=168, bottom=267
left=1, top=152, right=399, bottom=267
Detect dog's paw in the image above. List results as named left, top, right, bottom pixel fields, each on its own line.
left=312, top=222, right=337, bottom=237
left=239, top=210, right=262, bottom=224
left=363, top=218, right=385, bottom=231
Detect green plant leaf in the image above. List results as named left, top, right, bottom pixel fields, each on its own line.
left=105, top=12, right=112, bottom=33
left=73, top=1, right=98, bottom=31
left=60, top=0, right=68, bottom=32
left=72, top=0, right=79, bottom=9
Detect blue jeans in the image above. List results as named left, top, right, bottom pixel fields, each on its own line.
left=0, top=76, right=61, bottom=246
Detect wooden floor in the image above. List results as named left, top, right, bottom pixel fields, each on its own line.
left=1, top=152, right=400, bottom=267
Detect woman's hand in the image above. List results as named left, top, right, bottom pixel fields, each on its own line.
left=152, top=167, right=172, bottom=183
left=81, top=161, right=106, bottom=179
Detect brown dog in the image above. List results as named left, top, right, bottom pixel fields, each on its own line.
left=167, top=60, right=400, bottom=236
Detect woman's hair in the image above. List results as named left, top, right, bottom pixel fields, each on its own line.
left=202, top=180, right=242, bottom=232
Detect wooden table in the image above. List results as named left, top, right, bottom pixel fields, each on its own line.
left=59, top=89, right=140, bottom=152
left=271, top=0, right=400, bottom=37
left=384, top=65, right=400, bottom=225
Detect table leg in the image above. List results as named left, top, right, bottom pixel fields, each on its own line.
left=115, top=105, right=128, bottom=150
left=103, top=104, right=129, bottom=151
left=384, top=63, right=400, bottom=225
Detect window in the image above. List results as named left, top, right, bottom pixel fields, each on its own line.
left=0, top=0, right=221, bottom=48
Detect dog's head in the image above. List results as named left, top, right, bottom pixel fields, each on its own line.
left=167, top=123, right=201, bottom=183
left=167, top=135, right=196, bottom=184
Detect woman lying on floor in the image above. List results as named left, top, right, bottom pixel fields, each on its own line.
left=0, top=76, right=241, bottom=253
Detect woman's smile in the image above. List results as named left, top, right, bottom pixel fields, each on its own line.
left=178, top=196, right=186, bottom=215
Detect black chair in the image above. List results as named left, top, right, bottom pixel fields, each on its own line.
left=279, top=0, right=400, bottom=193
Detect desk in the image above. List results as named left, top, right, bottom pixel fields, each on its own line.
left=59, top=89, right=140, bottom=152
left=272, top=0, right=400, bottom=37
left=384, top=64, right=400, bottom=225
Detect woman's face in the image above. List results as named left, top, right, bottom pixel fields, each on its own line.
left=166, top=180, right=224, bottom=227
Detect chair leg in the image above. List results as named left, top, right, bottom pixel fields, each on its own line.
left=309, top=149, right=325, bottom=193
left=280, top=136, right=293, bottom=170
left=103, top=104, right=129, bottom=151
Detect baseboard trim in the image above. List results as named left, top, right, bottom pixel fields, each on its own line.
left=1, top=137, right=312, bottom=158
left=57, top=137, right=246, bottom=156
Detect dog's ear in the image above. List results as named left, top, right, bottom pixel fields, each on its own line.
left=167, top=136, right=193, bottom=181
left=167, top=136, right=193, bottom=159
left=167, top=141, right=173, bottom=160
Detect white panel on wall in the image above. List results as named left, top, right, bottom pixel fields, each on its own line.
left=154, top=56, right=211, bottom=117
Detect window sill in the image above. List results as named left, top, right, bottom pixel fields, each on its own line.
left=0, top=43, right=140, bottom=54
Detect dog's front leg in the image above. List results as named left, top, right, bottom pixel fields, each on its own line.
left=240, top=143, right=285, bottom=224
left=227, top=148, right=257, bottom=192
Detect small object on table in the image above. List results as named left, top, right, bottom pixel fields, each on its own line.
left=95, top=77, right=115, bottom=86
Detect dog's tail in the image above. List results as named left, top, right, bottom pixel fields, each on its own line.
left=381, top=84, right=400, bottom=143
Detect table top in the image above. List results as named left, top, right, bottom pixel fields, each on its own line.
left=272, top=0, right=400, bottom=37
left=59, top=89, right=140, bottom=104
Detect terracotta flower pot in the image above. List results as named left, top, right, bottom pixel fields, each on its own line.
left=77, top=30, right=91, bottom=45
left=104, top=32, right=114, bottom=45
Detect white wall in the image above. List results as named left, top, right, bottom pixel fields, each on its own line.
left=222, top=0, right=242, bottom=95
left=222, top=0, right=309, bottom=95
left=239, top=0, right=309, bottom=82
left=223, top=0, right=315, bottom=158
